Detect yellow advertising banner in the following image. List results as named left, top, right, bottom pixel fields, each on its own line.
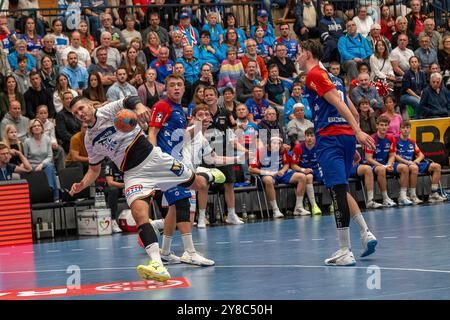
left=410, top=117, right=450, bottom=144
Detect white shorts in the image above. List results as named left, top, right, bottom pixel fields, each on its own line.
left=161, top=190, right=196, bottom=213
left=124, top=146, right=194, bottom=206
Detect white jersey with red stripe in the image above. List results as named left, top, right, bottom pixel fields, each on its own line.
left=84, top=98, right=143, bottom=170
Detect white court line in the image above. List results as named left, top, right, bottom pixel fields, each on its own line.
left=46, top=250, right=60, bottom=253
left=194, top=243, right=204, bottom=245
left=216, top=242, right=230, bottom=244
left=120, top=246, right=133, bottom=249
left=288, top=239, right=301, bottom=241
left=311, top=238, right=325, bottom=241
left=408, top=236, right=423, bottom=239
left=263, top=240, right=276, bottom=243
left=95, top=248, right=108, bottom=250
left=434, top=235, right=447, bottom=238
left=383, top=236, right=398, bottom=239
left=71, top=249, right=84, bottom=252
left=239, top=241, right=253, bottom=243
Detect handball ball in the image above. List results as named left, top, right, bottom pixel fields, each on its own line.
left=114, top=109, right=138, bottom=132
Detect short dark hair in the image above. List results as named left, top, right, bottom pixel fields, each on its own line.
left=400, top=120, right=412, bottom=128
left=300, top=39, right=323, bottom=60
left=222, top=87, right=235, bottom=95
left=203, top=86, right=218, bottom=96
left=17, top=56, right=28, bottom=63
left=192, top=104, right=210, bottom=117
left=305, top=127, right=314, bottom=136
left=200, top=30, right=211, bottom=38
left=376, top=115, right=390, bottom=125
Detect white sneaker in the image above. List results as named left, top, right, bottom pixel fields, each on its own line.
left=112, top=220, right=122, bottom=233
left=197, top=215, right=206, bottom=228
left=324, top=248, right=356, bottom=266
left=410, top=196, right=423, bottom=205
left=429, top=192, right=445, bottom=203
left=383, top=198, right=397, bottom=207
left=398, top=197, right=413, bottom=206
left=360, top=231, right=377, bottom=257
left=160, top=250, right=181, bottom=264
left=180, top=251, right=215, bottom=266
left=366, top=200, right=383, bottom=209
left=151, top=219, right=165, bottom=231
left=225, top=212, right=244, bottom=225
left=293, top=207, right=311, bottom=216
left=272, top=210, right=284, bottom=219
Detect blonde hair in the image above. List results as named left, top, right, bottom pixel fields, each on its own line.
left=28, top=119, right=44, bottom=135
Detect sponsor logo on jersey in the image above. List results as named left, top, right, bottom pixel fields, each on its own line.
left=125, top=184, right=144, bottom=198
left=156, top=112, right=163, bottom=123
left=170, top=160, right=185, bottom=176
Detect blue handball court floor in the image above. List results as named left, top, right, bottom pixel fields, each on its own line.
left=1, top=202, right=450, bottom=300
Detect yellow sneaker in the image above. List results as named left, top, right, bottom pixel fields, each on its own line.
left=311, top=204, right=322, bottom=215
left=329, top=204, right=335, bottom=214
left=209, top=168, right=226, bottom=184
left=136, top=260, right=171, bottom=282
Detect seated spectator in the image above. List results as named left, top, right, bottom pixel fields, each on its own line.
left=338, top=20, right=373, bottom=82
left=177, top=45, right=201, bottom=86
left=95, top=13, right=126, bottom=51
left=8, top=39, right=36, bottom=72
left=417, top=72, right=450, bottom=119
left=36, top=34, right=60, bottom=71
left=415, top=35, right=438, bottom=73
left=172, top=62, right=194, bottom=109
left=1, top=124, right=25, bottom=166
left=129, top=37, right=147, bottom=68
left=400, top=56, right=427, bottom=116
left=0, top=75, right=26, bottom=119
left=65, top=122, right=88, bottom=173
left=121, top=14, right=141, bottom=45
left=381, top=95, right=403, bottom=138
left=142, top=12, right=170, bottom=48
left=60, top=52, right=89, bottom=95
left=236, top=61, right=262, bottom=103
left=173, top=11, right=200, bottom=47
left=358, top=98, right=377, bottom=135
left=137, top=68, right=164, bottom=109
left=49, top=19, right=69, bottom=55
left=249, top=136, right=307, bottom=218
left=370, top=40, right=396, bottom=83
left=293, top=0, right=321, bottom=41
left=222, top=12, right=247, bottom=47
left=195, top=30, right=224, bottom=76
left=36, top=105, right=65, bottom=173
left=406, top=0, right=427, bottom=38
left=396, top=120, right=447, bottom=204
left=379, top=4, right=396, bottom=42
left=366, top=23, right=391, bottom=55
left=284, top=82, right=312, bottom=127
left=318, top=3, right=345, bottom=63
left=391, top=34, right=415, bottom=77
left=267, top=43, right=297, bottom=81
left=218, top=87, right=239, bottom=120
left=392, top=16, right=419, bottom=51
left=275, top=24, right=299, bottom=61
left=265, top=64, right=291, bottom=110
left=77, top=20, right=95, bottom=55
left=38, top=55, right=58, bottom=91
left=53, top=74, right=78, bottom=114
left=186, top=84, right=206, bottom=119
left=0, top=143, right=31, bottom=181
left=24, top=119, right=59, bottom=200
left=92, top=31, right=122, bottom=70
left=0, top=14, right=17, bottom=55
left=202, top=11, right=224, bottom=48
left=287, top=103, right=314, bottom=144
left=169, top=30, right=184, bottom=62
left=61, top=31, right=91, bottom=68
left=87, top=46, right=116, bottom=92
left=353, top=5, right=374, bottom=38
left=104, top=158, right=126, bottom=233
left=250, top=9, right=276, bottom=46
left=220, top=28, right=246, bottom=59
left=257, top=107, right=287, bottom=144
left=83, top=72, right=107, bottom=103
left=143, top=31, right=161, bottom=67
left=365, top=116, right=412, bottom=206
left=55, top=91, right=81, bottom=153
left=350, top=72, right=383, bottom=113
left=121, top=46, right=146, bottom=89
left=245, top=86, right=270, bottom=125
left=438, top=36, right=450, bottom=85
left=82, top=0, right=108, bottom=37
left=21, top=16, right=42, bottom=59
left=218, top=48, right=245, bottom=94
left=12, top=56, right=31, bottom=95
left=149, top=46, right=175, bottom=84
left=0, top=101, right=29, bottom=143
left=328, top=61, right=346, bottom=86
left=24, top=71, right=56, bottom=119
left=240, top=39, right=268, bottom=86
left=419, top=18, right=442, bottom=51
left=253, top=26, right=273, bottom=63
left=106, top=67, right=138, bottom=101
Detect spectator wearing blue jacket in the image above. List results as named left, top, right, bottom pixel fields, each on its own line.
left=60, top=51, right=88, bottom=91
left=202, top=12, right=224, bottom=48
left=337, top=20, right=373, bottom=81
left=7, top=40, right=36, bottom=72
left=149, top=46, right=175, bottom=84
left=284, top=82, right=312, bottom=126
left=177, top=45, right=201, bottom=85
left=194, top=30, right=225, bottom=74
left=223, top=12, right=247, bottom=47
left=417, top=72, right=450, bottom=119
left=250, top=10, right=276, bottom=47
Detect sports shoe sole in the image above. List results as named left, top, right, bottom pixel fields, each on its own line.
left=181, top=258, right=215, bottom=266
left=210, top=168, right=226, bottom=184
left=324, top=259, right=356, bottom=267
left=136, top=265, right=170, bottom=282
left=360, top=239, right=378, bottom=258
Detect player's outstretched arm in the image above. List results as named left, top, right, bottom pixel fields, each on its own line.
left=69, top=164, right=102, bottom=196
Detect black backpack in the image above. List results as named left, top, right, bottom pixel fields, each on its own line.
left=417, top=142, right=449, bottom=167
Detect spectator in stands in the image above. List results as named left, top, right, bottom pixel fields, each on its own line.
left=353, top=5, right=374, bottom=38
left=173, top=62, right=194, bottom=109
left=38, top=55, right=58, bottom=92
left=87, top=47, right=116, bottom=92
left=275, top=24, right=299, bottom=61
left=92, top=32, right=122, bottom=70
left=218, top=87, right=238, bottom=122
left=65, top=122, right=88, bottom=173
left=195, top=30, right=224, bottom=76
left=350, top=72, right=383, bottom=113
left=142, top=12, right=170, bottom=47
left=253, top=26, right=272, bottom=63
left=193, top=63, right=216, bottom=90
left=0, top=14, right=18, bottom=55
left=8, top=39, right=36, bottom=72
left=36, top=104, right=65, bottom=173
left=187, top=84, right=206, bottom=119
left=83, top=72, right=107, bottom=103
left=61, top=52, right=89, bottom=95
left=318, top=3, right=345, bottom=63
left=77, top=20, right=95, bottom=55
left=400, top=56, right=427, bottom=116
left=53, top=74, right=78, bottom=114
left=177, top=45, right=201, bottom=85
left=358, top=97, right=377, bottom=135
left=267, top=43, right=297, bottom=81
left=122, top=46, right=146, bottom=89
left=21, top=17, right=42, bottom=59
left=370, top=40, right=396, bottom=83
left=241, top=39, right=268, bottom=87
left=61, top=31, right=91, bottom=68
left=287, top=103, right=314, bottom=144
left=245, top=85, right=269, bottom=125
left=202, top=11, right=224, bottom=48
left=419, top=18, right=442, bottom=51
left=106, top=67, right=138, bottom=101
left=236, top=61, right=262, bottom=104
left=294, top=0, right=321, bottom=41
left=0, top=143, right=31, bottom=181
left=249, top=136, right=307, bottom=218
left=257, top=106, right=287, bottom=145
left=96, top=13, right=126, bottom=51
left=222, top=12, right=246, bottom=47
left=338, top=20, right=373, bottom=82
left=380, top=95, right=402, bottom=138
left=137, top=68, right=164, bottom=109
left=328, top=60, right=346, bottom=85
left=12, top=56, right=30, bottom=95
left=406, top=0, right=427, bottom=37
left=415, top=35, right=438, bottom=73
left=250, top=9, right=275, bottom=47
left=149, top=46, right=175, bottom=84
left=284, top=82, right=311, bottom=127
left=365, top=116, right=412, bottom=206
left=221, top=28, right=246, bottom=59
left=121, top=14, right=141, bottom=45
left=55, top=91, right=81, bottom=153
left=129, top=37, right=147, bottom=67
left=82, top=0, right=109, bottom=37
left=1, top=124, right=26, bottom=166
left=173, top=11, right=200, bottom=47
left=391, top=34, right=415, bottom=77
left=417, top=72, right=450, bottom=119
left=438, top=36, right=450, bottom=87
left=24, top=119, right=59, bottom=200
left=379, top=4, right=396, bottom=42
left=104, top=158, right=125, bottom=233
left=36, top=35, right=60, bottom=71
left=143, top=31, right=161, bottom=66
left=392, top=16, right=419, bottom=51
left=169, top=30, right=184, bottom=62
left=366, top=23, right=391, bottom=54
left=0, top=75, right=26, bottom=119
left=396, top=120, right=447, bottom=204
left=24, top=72, right=56, bottom=120
left=218, top=48, right=244, bottom=94
left=265, top=64, right=290, bottom=110
left=49, top=19, right=69, bottom=55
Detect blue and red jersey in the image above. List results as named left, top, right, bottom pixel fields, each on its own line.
left=396, top=137, right=421, bottom=161
left=149, top=59, right=174, bottom=83
left=275, top=37, right=299, bottom=61
left=149, top=98, right=186, bottom=159
left=365, top=133, right=396, bottom=165
left=245, top=98, right=270, bottom=122
left=290, top=142, right=320, bottom=170
left=304, top=64, right=353, bottom=137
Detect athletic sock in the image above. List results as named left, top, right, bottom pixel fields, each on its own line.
left=367, top=190, right=374, bottom=203
left=382, top=191, right=389, bottom=201
left=295, top=196, right=304, bottom=209
left=198, top=209, right=206, bottom=220
left=306, top=184, right=316, bottom=206
left=181, top=233, right=196, bottom=253
left=337, top=227, right=350, bottom=251
left=431, top=184, right=439, bottom=193
left=145, top=243, right=163, bottom=265
left=409, top=188, right=417, bottom=198
left=399, top=188, right=407, bottom=200
left=352, top=213, right=369, bottom=237
left=270, top=200, right=279, bottom=211
left=161, top=235, right=173, bottom=255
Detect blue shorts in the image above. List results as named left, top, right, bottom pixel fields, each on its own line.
left=163, top=186, right=191, bottom=206
left=370, top=163, right=401, bottom=175
left=316, top=135, right=356, bottom=188
left=263, top=169, right=296, bottom=185
left=309, top=168, right=324, bottom=183
left=349, top=164, right=360, bottom=177
left=417, top=162, right=431, bottom=174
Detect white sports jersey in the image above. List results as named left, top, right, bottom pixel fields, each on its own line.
left=84, top=99, right=143, bottom=170
left=181, top=125, right=213, bottom=171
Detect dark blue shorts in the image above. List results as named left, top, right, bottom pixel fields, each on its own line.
left=263, top=169, right=296, bottom=185
left=310, top=168, right=324, bottom=183
left=316, top=135, right=356, bottom=188
left=349, top=164, right=360, bottom=177
left=163, top=186, right=191, bottom=206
